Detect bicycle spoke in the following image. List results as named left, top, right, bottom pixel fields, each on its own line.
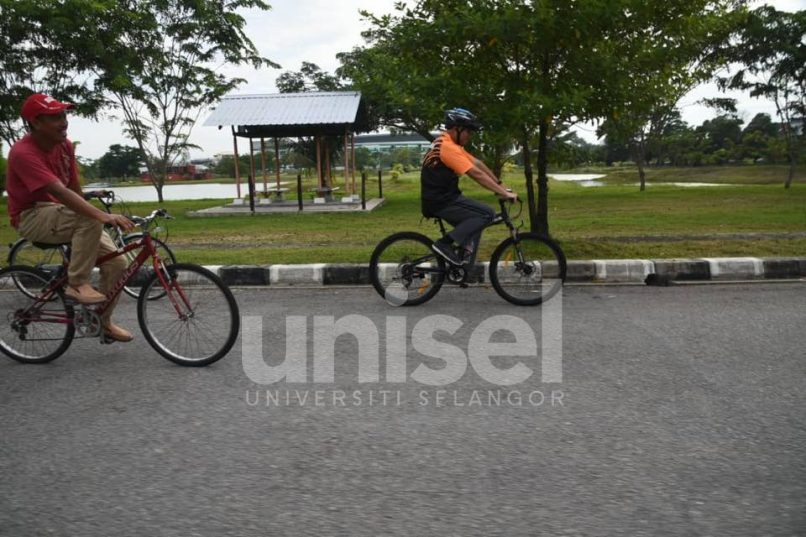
left=370, top=232, right=445, bottom=306
left=490, top=233, right=566, bottom=306
left=0, top=267, right=75, bottom=363
left=138, top=264, right=239, bottom=366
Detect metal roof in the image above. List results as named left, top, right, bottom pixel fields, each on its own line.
left=203, top=91, right=367, bottom=137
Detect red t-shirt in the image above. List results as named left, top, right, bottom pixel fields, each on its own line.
left=6, top=134, right=79, bottom=228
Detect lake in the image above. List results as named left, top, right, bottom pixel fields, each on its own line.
left=85, top=175, right=734, bottom=202
left=86, top=183, right=242, bottom=202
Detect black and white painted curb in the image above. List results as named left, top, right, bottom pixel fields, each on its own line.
left=209, top=257, right=806, bottom=286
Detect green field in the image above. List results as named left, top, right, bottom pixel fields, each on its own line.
left=2, top=165, right=804, bottom=264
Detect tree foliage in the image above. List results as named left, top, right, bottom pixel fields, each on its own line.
left=95, top=0, right=276, bottom=201
left=0, top=1, right=275, bottom=201
left=719, top=6, right=805, bottom=187
left=0, top=0, right=114, bottom=146
left=276, top=62, right=344, bottom=93
left=97, top=144, right=144, bottom=180
left=339, top=0, right=748, bottom=233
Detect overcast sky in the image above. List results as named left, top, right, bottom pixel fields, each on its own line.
left=57, top=0, right=805, bottom=160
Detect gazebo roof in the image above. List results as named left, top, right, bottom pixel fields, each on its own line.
left=203, top=91, right=369, bottom=138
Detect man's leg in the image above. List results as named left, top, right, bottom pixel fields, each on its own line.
left=433, top=196, right=494, bottom=246
left=91, top=232, right=133, bottom=342
left=18, top=203, right=104, bottom=289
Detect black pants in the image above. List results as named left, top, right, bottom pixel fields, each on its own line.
left=431, top=195, right=495, bottom=251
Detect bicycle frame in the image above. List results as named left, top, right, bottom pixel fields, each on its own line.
left=22, top=229, right=187, bottom=331
left=427, top=198, right=523, bottom=270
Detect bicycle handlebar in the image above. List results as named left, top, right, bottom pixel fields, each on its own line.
left=83, top=190, right=115, bottom=207
left=130, top=209, right=172, bottom=229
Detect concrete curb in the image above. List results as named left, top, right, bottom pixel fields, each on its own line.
left=212, top=257, right=806, bottom=287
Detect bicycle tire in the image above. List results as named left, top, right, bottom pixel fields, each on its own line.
left=7, top=239, right=66, bottom=299
left=137, top=263, right=239, bottom=366
left=369, top=231, right=446, bottom=306
left=0, top=266, right=75, bottom=363
left=121, top=234, right=177, bottom=300
left=489, top=232, right=567, bottom=306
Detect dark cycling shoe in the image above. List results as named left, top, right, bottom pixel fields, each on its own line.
left=431, top=239, right=466, bottom=265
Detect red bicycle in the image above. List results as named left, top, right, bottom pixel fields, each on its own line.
left=0, top=209, right=239, bottom=366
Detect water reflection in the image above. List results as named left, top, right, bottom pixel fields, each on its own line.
left=86, top=183, right=240, bottom=202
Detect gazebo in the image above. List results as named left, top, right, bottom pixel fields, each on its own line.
left=203, top=91, right=370, bottom=200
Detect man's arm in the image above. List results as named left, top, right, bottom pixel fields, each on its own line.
left=42, top=181, right=134, bottom=231
left=466, top=160, right=517, bottom=201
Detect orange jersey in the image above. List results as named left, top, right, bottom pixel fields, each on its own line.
left=420, top=133, right=476, bottom=215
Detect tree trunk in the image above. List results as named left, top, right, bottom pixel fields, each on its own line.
left=521, top=134, right=537, bottom=232
left=535, top=117, right=550, bottom=236
left=783, top=123, right=796, bottom=189
left=157, top=161, right=167, bottom=203
left=633, top=133, right=647, bottom=191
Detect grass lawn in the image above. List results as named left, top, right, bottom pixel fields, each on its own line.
left=1, top=165, right=804, bottom=264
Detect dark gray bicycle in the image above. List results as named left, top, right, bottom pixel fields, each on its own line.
left=369, top=198, right=567, bottom=306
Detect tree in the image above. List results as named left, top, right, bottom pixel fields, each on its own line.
left=0, top=0, right=112, bottom=146
left=214, top=154, right=252, bottom=178
left=276, top=62, right=344, bottom=93
left=719, top=6, right=805, bottom=187
left=596, top=2, right=746, bottom=190
left=96, top=1, right=277, bottom=201
left=77, top=156, right=99, bottom=182
left=339, top=1, right=746, bottom=233
left=97, top=144, right=144, bottom=180
left=0, top=142, right=6, bottom=194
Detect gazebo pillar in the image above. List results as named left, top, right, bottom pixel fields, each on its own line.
left=274, top=138, right=281, bottom=190
left=232, top=126, right=241, bottom=198
left=260, top=137, right=267, bottom=193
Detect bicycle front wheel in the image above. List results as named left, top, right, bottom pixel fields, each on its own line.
left=7, top=239, right=66, bottom=299
left=369, top=232, right=445, bottom=306
left=137, top=263, right=239, bottom=366
left=122, top=235, right=176, bottom=300
left=489, top=233, right=567, bottom=306
left=0, top=266, right=75, bottom=363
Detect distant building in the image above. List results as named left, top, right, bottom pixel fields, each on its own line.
left=140, top=163, right=212, bottom=182
left=354, top=132, right=437, bottom=153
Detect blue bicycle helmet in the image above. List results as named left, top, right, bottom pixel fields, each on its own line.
left=445, top=108, right=482, bottom=131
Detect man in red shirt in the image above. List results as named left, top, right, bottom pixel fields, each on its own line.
left=6, top=93, right=136, bottom=342
left=421, top=108, right=517, bottom=265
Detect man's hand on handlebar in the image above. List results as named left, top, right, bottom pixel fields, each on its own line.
left=498, top=188, right=518, bottom=203
left=103, top=212, right=135, bottom=233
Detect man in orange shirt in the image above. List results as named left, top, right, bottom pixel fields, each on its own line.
left=421, top=108, right=517, bottom=265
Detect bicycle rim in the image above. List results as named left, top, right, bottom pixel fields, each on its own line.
left=370, top=232, right=445, bottom=306
left=122, top=235, right=176, bottom=300
left=8, top=240, right=65, bottom=300
left=0, top=266, right=75, bottom=363
left=489, top=233, right=566, bottom=306
left=138, top=263, right=239, bottom=366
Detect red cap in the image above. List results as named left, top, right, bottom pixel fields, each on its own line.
left=21, top=93, right=74, bottom=122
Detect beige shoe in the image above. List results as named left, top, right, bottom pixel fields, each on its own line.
left=102, top=323, right=134, bottom=343
left=65, top=284, right=106, bottom=304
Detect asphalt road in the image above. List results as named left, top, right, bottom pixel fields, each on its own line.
left=1, top=282, right=804, bottom=536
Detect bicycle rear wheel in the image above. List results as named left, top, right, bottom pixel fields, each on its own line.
left=121, top=235, right=176, bottom=300
left=137, top=263, right=239, bottom=366
left=7, top=239, right=66, bottom=299
left=0, top=266, right=75, bottom=363
left=369, top=232, right=445, bottom=306
left=489, top=232, right=567, bottom=306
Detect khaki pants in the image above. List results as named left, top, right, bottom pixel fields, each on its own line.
left=18, top=202, right=127, bottom=323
